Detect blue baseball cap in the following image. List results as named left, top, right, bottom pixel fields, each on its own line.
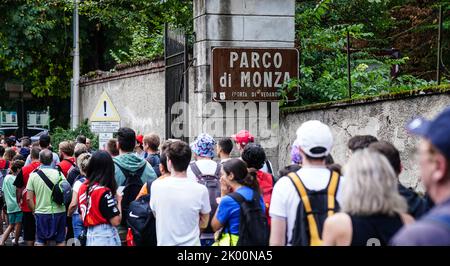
left=406, top=107, right=450, bottom=159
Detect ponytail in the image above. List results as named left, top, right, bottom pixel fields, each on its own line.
left=223, top=159, right=261, bottom=194
left=243, top=169, right=261, bottom=194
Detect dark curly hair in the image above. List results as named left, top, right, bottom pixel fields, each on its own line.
left=241, top=143, right=267, bottom=170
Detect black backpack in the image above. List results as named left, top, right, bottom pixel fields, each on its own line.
left=227, top=191, right=269, bottom=246
left=36, top=170, right=72, bottom=206
left=127, top=180, right=157, bottom=246
left=190, top=162, right=221, bottom=234
left=115, top=163, right=146, bottom=226
left=287, top=171, right=341, bottom=246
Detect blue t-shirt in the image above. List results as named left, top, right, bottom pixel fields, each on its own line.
left=216, top=186, right=266, bottom=235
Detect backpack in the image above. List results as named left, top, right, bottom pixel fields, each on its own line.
left=227, top=191, right=269, bottom=246
left=36, top=170, right=72, bottom=206
left=57, top=158, right=76, bottom=177
left=190, top=161, right=221, bottom=234
left=146, top=154, right=161, bottom=177
left=127, top=180, right=157, bottom=246
left=287, top=171, right=341, bottom=246
left=256, top=171, right=274, bottom=222
left=115, top=163, right=146, bottom=226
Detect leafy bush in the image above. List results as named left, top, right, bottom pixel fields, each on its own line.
left=284, top=0, right=447, bottom=107
left=110, top=24, right=164, bottom=65
left=51, top=119, right=98, bottom=151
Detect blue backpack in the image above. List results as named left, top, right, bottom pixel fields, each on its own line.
left=36, top=170, right=72, bottom=206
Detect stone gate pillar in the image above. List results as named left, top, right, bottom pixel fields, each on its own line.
left=189, top=0, right=296, bottom=172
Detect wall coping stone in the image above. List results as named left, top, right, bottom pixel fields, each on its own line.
left=281, top=85, right=450, bottom=116
left=80, top=59, right=165, bottom=86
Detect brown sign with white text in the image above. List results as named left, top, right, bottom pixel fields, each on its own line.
left=212, top=48, right=299, bottom=101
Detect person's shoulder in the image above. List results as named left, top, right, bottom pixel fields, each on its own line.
left=220, top=194, right=235, bottom=205
left=190, top=179, right=210, bottom=193
left=326, top=212, right=351, bottom=225
left=323, top=212, right=352, bottom=241
left=196, top=159, right=218, bottom=168
left=257, top=170, right=273, bottom=178
left=274, top=174, right=294, bottom=187
left=151, top=177, right=164, bottom=186
left=43, top=167, right=59, bottom=175
left=390, top=220, right=443, bottom=246
left=3, top=174, right=13, bottom=183
left=28, top=170, right=39, bottom=179
left=73, top=179, right=84, bottom=187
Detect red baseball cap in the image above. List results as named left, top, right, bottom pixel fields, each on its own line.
left=231, top=130, right=255, bottom=146
left=136, top=134, right=144, bottom=145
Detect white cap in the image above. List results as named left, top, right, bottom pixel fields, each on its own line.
left=295, top=120, right=333, bottom=158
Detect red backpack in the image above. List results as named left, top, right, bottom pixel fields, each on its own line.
left=256, top=170, right=274, bottom=225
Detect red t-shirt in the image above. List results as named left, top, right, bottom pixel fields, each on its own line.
left=57, top=157, right=76, bottom=177
left=78, top=182, right=120, bottom=227
left=0, top=158, right=9, bottom=170
left=13, top=161, right=40, bottom=212
left=256, top=170, right=274, bottom=225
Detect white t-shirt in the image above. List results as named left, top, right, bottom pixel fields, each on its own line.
left=187, top=160, right=220, bottom=181
left=150, top=176, right=211, bottom=246
left=72, top=179, right=84, bottom=215
left=220, top=158, right=232, bottom=164
left=260, top=160, right=274, bottom=174
left=269, top=166, right=345, bottom=245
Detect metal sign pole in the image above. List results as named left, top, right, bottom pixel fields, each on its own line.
left=72, top=0, right=80, bottom=129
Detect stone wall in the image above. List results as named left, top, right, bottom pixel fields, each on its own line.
left=279, top=91, right=450, bottom=191
left=79, top=60, right=166, bottom=137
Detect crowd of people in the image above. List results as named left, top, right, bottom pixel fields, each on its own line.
left=0, top=106, right=450, bottom=246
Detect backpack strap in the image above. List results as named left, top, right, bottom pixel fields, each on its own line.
left=214, top=162, right=221, bottom=178
left=36, top=170, right=56, bottom=192
left=190, top=162, right=203, bottom=180
left=228, top=192, right=246, bottom=204
left=265, top=160, right=273, bottom=175
left=287, top=172, right=322, bottom=246
left=5, top=161, right=9, bottom=169
left=326, top=171, right=340, bottom=216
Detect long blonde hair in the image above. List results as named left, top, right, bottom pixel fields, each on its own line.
left=342, top=149, right=407, bottom=216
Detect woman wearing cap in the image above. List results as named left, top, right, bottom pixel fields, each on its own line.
left=322, top=149, right=414, bottom=246
left=278, top=139, right=302, bottom=178
left=134, top=134, right=147, bottom=159
left=231, top=130, right=274, bottom=175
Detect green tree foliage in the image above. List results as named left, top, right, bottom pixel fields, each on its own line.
left=288, top=0, right=450, bottom=106
left=51, top=119, right=98, bottom=150
left=0, top=0, right=192, bottom=99
left=0, top=0, right=73, bottom=98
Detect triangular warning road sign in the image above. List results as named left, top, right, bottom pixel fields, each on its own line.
left=90, top=91, right=121, bottom=122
